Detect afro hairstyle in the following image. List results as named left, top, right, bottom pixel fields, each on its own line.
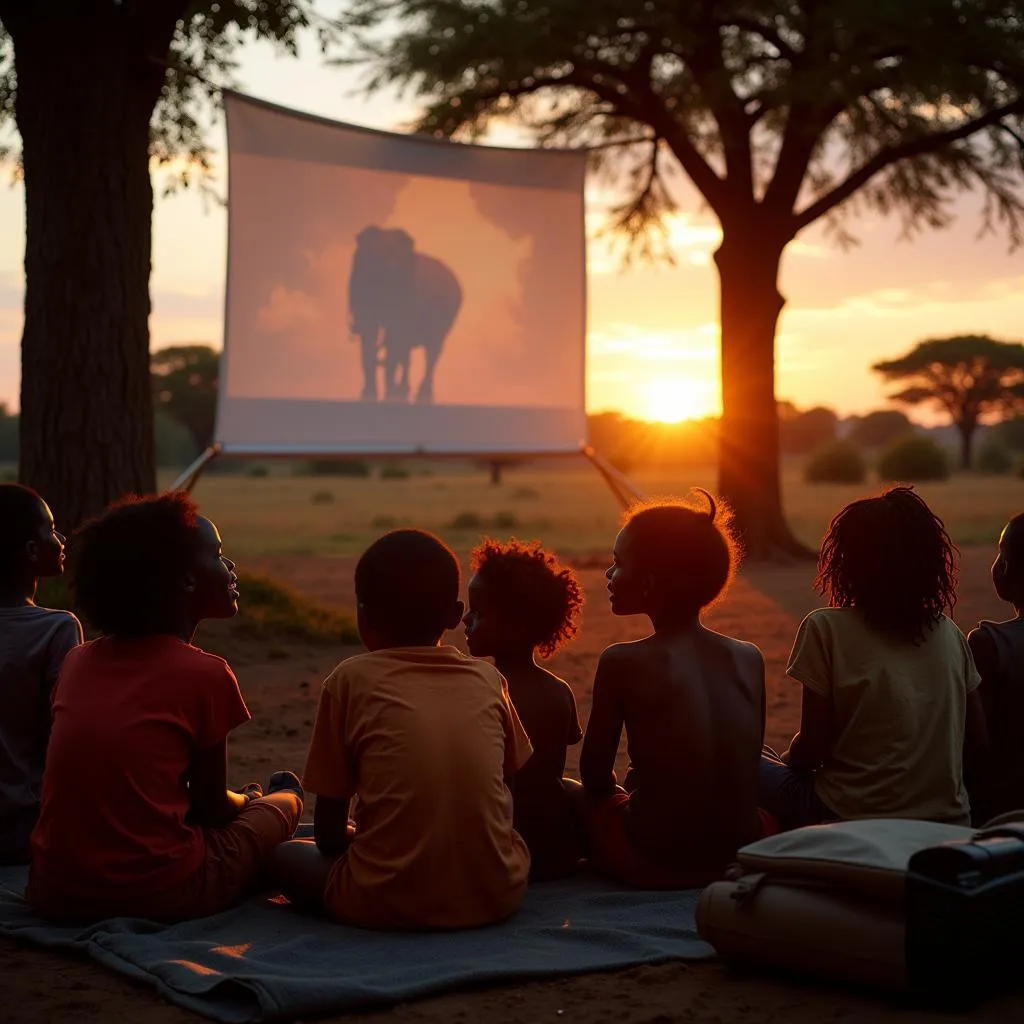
left=469, top=538, right=584, bottom=658
left=71, top=492, right=201, bottom=637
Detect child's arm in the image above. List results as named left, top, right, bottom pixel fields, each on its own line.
left=313, top=796, right=353, bottom=857
left=304, top=675, right=356, bottom=857
left=784, top=687, right=831, bottom=772
left=188, top=739, right=249, bottom=827
left=579, top=649, right=625, bottom=799
left=965, top=628, right=992, bottom=776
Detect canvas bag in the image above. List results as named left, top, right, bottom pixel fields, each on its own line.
left=696, top=819, right=973, bottom=991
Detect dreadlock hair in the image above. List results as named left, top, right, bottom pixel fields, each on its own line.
left=470, top=538, right=583, bottom=658
left=815, top=486, right=957, bottom=644
left=72, top=492, right=200, bottom=637
left=623, top=489, right=740, bottom=615
left=0, top=483, right=46, bottom=576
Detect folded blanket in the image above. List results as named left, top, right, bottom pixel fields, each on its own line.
left=0, top=866, right=712, bottom=1023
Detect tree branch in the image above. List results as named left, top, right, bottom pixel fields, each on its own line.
left=726, top=16, right=801, bottom=62
left=794, top=98, right=1024, bottom=230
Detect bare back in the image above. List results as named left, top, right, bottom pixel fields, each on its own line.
left=581, top=626, right=764, bottom=869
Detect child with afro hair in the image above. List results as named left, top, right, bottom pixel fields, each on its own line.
left=580, top=492, right=766, bottom=888
left=464, top=538, right=585, bottom=880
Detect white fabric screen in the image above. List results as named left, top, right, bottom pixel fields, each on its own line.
left=217, top=93, right=588, bottom=455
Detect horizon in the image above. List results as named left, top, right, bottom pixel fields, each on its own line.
left=0, top=31, right=1022, bottom=426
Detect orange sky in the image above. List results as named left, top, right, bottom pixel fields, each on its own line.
left=0, top=33, right=1021, bottom=424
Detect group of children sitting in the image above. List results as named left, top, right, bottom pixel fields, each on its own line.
left=0, top=481, right=1020, bottom=931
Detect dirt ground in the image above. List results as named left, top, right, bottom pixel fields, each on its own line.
left=3, top=545, right=1021, bottom=1024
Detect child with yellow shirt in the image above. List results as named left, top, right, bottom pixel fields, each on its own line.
left=271, top=529, right=532, bottom=929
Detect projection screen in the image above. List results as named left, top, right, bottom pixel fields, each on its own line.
left=216, top=93, right=588, bottom=456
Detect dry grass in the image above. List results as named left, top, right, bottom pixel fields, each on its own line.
left=160, top=458, right=1023, bottom=559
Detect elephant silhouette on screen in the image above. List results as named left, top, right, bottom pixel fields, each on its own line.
left=348, top=226, right=463, bottom=403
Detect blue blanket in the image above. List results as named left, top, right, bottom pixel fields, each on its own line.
left=0, top=866, right=712, bottom=1023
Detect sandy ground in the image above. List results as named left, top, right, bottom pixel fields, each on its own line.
left=3, top=545, right=1021, bottom=1024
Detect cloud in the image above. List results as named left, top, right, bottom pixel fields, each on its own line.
left=256, top=285, right=322, bottom=334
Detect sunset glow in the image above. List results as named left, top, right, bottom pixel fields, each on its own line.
left=642, top=376, right=715, bottom=424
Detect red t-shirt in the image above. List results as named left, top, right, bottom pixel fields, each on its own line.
left=30, top=636, right=250, bottom=903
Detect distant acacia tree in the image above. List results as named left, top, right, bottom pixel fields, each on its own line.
left=0, top=2, right=344, bottom=528
left=873, top=335, right=1024, bottom=469
left=777, top=402, right=838, bottom=455
left=151, top=344, right=220, bottom=452
left=348, top=0, right=1024, bottom=556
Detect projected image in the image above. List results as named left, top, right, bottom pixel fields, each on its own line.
left=349, top=226, right=462, bottom=404
left=219, top=95, right=587, bottom=454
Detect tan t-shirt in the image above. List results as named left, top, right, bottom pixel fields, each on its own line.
left=788, top=609, right=980, bottom=826
left=303, top=646, right=533, bottom=929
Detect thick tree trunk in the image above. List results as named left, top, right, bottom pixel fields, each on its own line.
left=715, top=235, right=815, bottom=561
left=11, top=11, right=169, bottom=529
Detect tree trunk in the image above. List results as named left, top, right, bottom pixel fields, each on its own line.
left=715, top=235, right=815, bottom=561
left=958, top=422, right=974, bottom=470
left=11, top=11, right=169, bottom=530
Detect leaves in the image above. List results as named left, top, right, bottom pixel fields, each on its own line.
left=872, top=335, right=1024, bottom=428
left=0, top=1, right=348, bottom=190
left=343, top=0, right=1024, bottom=261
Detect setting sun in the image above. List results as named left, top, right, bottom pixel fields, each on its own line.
left=643, top=376, right=714, bottom=423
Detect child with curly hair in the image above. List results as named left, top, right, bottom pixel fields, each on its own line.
left=464, top=538, right=584, bottom=880
left=28, top=494, right=303, bottom=924
left=759, top=487, right=987, bottom=831
left=581, top=492, right=766, bottom=889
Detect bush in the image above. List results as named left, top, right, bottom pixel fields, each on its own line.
left=371, top=514, right=398, bottom=529
left=246, top=464, right=269, bottom=478
left=846, top=410, right=913, bottom=449
left=450, top=511, right=484, bottom=530
left=380, top=465, right=410, bottom=480
left=37, top=571, right=360, bottom=646
left=295, top=459, right=371, bottom=478
left=493, top=511, right=519, bottom=529
left=154, top=409, right=198, bottom=468
left=977, top=436, right=1014, bottom=475
left=311, top=490, right=335, bottom=504
left=877, top=435, right=950, bottom=482
left=803, top=440, right=867, bottom=484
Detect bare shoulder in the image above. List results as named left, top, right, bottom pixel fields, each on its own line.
left=597, top=639, right=654, bottom=671
left=701, top=628, right=764, bottom=668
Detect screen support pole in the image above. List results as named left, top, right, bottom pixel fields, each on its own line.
left=170, top=443, right=223, bottom=494
left=581, top=445, right=646, bottom=511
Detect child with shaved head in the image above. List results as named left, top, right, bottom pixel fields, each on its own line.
left=580, top=493, right=765, bottom=889
left=272, top=529, right=533, bottom=929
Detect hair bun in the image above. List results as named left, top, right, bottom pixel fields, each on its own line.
left=692, top=487, right=716, bottom=522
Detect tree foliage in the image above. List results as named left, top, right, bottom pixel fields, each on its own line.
left=873, top=334, right=1024, bottom=467
left=0, top=2, right=344, bottom=189
left=345, top=0, right=1024, bottom=253
left=151, top=343, right=220, bottom=452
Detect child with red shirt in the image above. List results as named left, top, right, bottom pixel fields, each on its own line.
left=29, top=494, right=302, bottom=923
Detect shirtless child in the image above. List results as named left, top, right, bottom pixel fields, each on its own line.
left=580, top=494, right=765, bottom=888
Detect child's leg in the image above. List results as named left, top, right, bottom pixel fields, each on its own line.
left=757, top=752, right=832, bottom=831
left=268, top=839, right=338, bottom=915
left=193, top=791, right=303, bottom=915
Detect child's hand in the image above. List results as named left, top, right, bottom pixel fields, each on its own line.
left=241, top=782, right=263, bottom=803
left=267, top=770, right=304, bottom=800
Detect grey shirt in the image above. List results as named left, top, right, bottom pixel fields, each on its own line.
left=0, top=605, right=82, bottom=827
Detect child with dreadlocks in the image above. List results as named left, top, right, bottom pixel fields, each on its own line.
left=964, top=514, right=1024, bottom=824
left=580, top=492, right=766, bottom=889
left=464, top=539, right=585, bottom=880
left=759, top=487, right=987, bottom=831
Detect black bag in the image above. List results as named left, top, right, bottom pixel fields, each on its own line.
left=906, top=822, right=1024, bottom=1007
